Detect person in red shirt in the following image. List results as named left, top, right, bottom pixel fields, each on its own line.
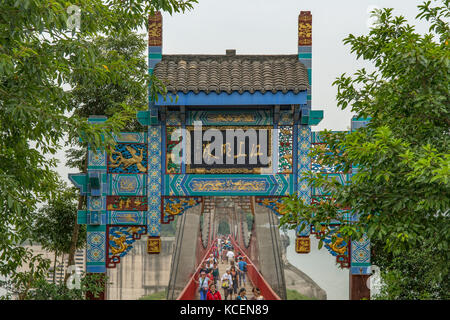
left=207, top=269, right=214, bottom=283
left=206, top=283, right=222, bottom=300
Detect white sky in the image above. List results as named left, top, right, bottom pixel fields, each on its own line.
left=161, top=0, right=429, bottom=130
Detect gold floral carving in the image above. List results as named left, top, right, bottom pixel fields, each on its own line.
left=298, top=12, right=312, bottom=46
left=147, top=237, right=161, bottom=254
left=206, top=114, right=256, bottom=123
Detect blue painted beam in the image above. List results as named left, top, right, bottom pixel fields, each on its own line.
left=154, top=90, right=307, bottom=106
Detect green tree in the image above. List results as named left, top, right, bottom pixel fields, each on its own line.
left=31, top=182, right=85, bottom=283
left=63, top=30, right=152, bottom=280
left=0, top=0, right=197, bottom=297
left=218, top=221, right=231, bottom=235
left=280, top=0, right=449, bottom=299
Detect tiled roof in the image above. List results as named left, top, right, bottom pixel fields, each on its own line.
left=153, top=54, right=310, bottom=95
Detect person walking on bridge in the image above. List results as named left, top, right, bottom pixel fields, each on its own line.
left=198, top=271, right=210, bottom=300
left=226, top=248, right=235, bottom=263
left=230, top=266, right=239, bottom=300
left=220, top=268, right=233, bottom=300
left=237, top=257, right=248, bottom=287
left=206, top=254, right=216, bottom=269
left=251, top=287, right=264, bottom=300
left=212, top=262, right=219, bottom=287
left=206, top=283, right=222, bottom=300
left=236, top=288, right=248, bottom=300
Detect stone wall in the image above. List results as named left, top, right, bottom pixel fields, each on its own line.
left=280, top=233, right=327, bottom=300
left=107, top=237, right=175, bottom=300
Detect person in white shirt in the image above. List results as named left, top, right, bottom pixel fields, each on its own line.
left=207, top=254, right=216, bottom=269
left=226, top=250, right=235, bottom=262
left=220, top=268, right=233, bottom=300
left=198, top=271, right=210, bottom=300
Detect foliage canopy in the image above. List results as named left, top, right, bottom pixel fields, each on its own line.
left=280, top=0, right=449, bottom=299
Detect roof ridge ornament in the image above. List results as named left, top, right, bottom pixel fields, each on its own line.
left=226, top=49, right=236, bottom=56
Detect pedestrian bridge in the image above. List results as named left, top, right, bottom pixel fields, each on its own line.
left=167, top=196, right=285, bottom=300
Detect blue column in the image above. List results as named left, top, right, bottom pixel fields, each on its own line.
left=85, top=116, right=108, bottom=273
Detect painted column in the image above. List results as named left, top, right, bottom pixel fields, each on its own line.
left=350, top=117, right=371, bottom=299
left=298, top=11, right=312, bottom=113
left=85, top=116, right=108, bottom=275
left=295, top=11, right=313, bottom=252
left=147, top=11, right=163, bottom=252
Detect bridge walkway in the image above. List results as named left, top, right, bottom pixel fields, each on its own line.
left=177, top=238, right=281, bottom=300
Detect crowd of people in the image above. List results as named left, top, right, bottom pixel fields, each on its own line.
left=197, top=235, right=265, bottom=301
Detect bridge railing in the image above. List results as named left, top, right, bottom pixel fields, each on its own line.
left=229, top=237, right=281, bottom=300
left=176, top=240, right=216, bottom=300
left=177, top=237, right=281, bottom=300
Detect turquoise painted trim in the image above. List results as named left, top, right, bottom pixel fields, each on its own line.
left=155, top=90, right=307, bottom=106
left=298, top=53, right=312, bottom=59
left=69, top=173, right=88, bottom=195
left=137, top=111, right=150, bottom=126
left=88, top=116, right=107, bottom=123
left=86, top=262, right=106, bottom=266
left=164, top=174, right=294, bottom=196
left=87, top=224, right=106, bottom=232
left=149, top=53, right=162, bottom=59
left=77, top=210, right=87, bottom=224
left=351, top=262, right=371, bottom=267
left=308, top=110, right=324, bottom=126
left=352, top=117, right=372, bottom=121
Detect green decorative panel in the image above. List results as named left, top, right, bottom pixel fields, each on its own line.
left=164, top=174, right=293, bottom=196
left=187, top=110, right=272, bottom=125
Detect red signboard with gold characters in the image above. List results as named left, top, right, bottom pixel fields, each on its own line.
left=107, top=196, right=148, bottom=211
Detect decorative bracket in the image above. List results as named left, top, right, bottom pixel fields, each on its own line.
left=255, top=196, right=288, bottom=216
left=161, top=196, right=202, bottom=224
left=106, top=225, right=147, bottom=268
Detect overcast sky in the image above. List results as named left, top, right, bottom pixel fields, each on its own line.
left=160, top=0, right=429, bottom=131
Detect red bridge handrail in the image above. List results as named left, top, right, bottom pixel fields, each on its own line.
left=229, top=236, right=281, bottom=300
left=176, top=240, right=216, bottom=300
left=177, top=237, right=281, bottom=300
